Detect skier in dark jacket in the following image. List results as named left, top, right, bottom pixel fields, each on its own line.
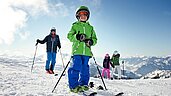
left=101, top=54, right=111, bottom=79
left=36, top=27, right=61, bottom=74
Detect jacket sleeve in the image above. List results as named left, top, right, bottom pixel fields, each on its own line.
left=103, top=59, right=105, bottom=68
left=91, top=27, right=97, bottom=46
left=67, top=25, right=77, bottom=42
left=57, top=35, right=61, bottom=49
left=111, top=56, right=114, bottom=62
left=116, top=54, right=120, bottom=58
left=39, top=36, right=48, bottom=44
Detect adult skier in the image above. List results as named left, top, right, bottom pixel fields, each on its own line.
left=36, top=27, right=61, bottom=74
left=111, top=51, right=121, bottom=79
left=67, top=6, right=97, bottom=93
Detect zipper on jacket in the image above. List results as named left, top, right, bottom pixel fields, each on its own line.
left=51, top=38, right=54, bottom=53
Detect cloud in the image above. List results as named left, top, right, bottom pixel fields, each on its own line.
left=48, top=2, right=69, bottom=17
left=0, top=0, right=49, bottom=45
left=18, top=31, right=30, bottom=40
left=10, top=0, right=49, bottom=16
left=68, top=0, right=101, bottom=15
left=0, top=1, right=27, bottom=45
left=79, top=0, right=101, bottom=9
left=0, top=0, right=101, bottom=45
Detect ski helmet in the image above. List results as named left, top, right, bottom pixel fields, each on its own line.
left=76, top=6, right=90, bottom=20
left=50, top=27, right=56, bottom=32
left=114, top=50, right=118, bottom=54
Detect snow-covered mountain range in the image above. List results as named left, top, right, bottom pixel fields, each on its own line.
left=82, top=55, right=171, bottom=79
left=1, top=54, right=171, bottom=96
left=122, top=56, right=171, bottom=79
left=1, top=54, right=171, bottom=79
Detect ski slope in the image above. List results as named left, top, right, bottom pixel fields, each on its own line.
left=0, top=56, right=171, bottom=96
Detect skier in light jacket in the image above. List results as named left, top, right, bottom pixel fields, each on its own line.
left=111, top=51, right=121, bottom=79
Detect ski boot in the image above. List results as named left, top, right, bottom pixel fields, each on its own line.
left=80, top=85, right=89, bottom=91
left=70, top=86, right=83, bottom=93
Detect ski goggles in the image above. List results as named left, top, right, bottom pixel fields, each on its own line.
left=51, top=29, right=56, bottom=32
left=78, top=11, right=89, bottom=16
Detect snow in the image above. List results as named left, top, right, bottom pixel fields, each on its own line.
left=1, top=55, right=171, bottom=96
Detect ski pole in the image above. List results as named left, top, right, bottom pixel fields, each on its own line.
left=92, top=56, right=107, bottom=90
left=59, top=49, right=66, bottom=75
left=59, top=49, right=65, bottom=70
left=31, top=44, right=38, bottom=73
left=89, top=48, right=107, bottom=90
left=52, top=42, right=80, bottom=93
left=52, top=57, right=72, bottom=93
left=122, top=61, right=124, bottom=77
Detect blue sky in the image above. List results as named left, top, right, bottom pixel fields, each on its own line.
left=0, top=0, right=171, bottom=57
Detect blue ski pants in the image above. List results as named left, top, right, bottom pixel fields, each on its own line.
left=68, top=55, right=90, bottom=89
left=46, top=52, right=56, bottom=70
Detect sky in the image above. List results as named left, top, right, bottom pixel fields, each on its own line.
left=0, top=0, right=171, bottom=58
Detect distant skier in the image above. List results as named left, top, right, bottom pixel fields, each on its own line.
left=101, top=54, right=111, bottom=79
left=36, top=27, right=61, bottom=74
left=67, top=6, right=97, bottom=93
left=111, top=51, right=121, bottom=79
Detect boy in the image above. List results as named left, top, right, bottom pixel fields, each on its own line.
left=67, top=6, right=97, bottom=93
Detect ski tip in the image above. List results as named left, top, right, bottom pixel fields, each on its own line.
left=115, top=92, right=124, bottom=96
left=89, top=92, right=97, bottom=96
left=82, top=91, right=97, bottom=96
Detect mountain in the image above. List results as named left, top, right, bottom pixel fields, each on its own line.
left=122, top=56, right=171, bottom=78
left=2, top=53, right=170, bottom=79
left=1, top=54, right=171, bottom=96
left=141, top=70, right=171, bottom=79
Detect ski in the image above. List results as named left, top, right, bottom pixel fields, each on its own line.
left=54, top=73, right=65, bottom=76
left=82, top=91, right=123, bottom=96
left=115, top=92, right=124, bottom=96
left=82, top=91, right=97, bottom=96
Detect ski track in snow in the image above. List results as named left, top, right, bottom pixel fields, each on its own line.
left=0, top=57, right=171, bottom=96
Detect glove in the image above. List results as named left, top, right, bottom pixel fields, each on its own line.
left=76, top=34, right=86, bottom=41
left=36, top=39, right=40, bottom=46
left=110, top=62, right=115, bottom=68
left=58, top=44, right=61, bottom=49
left=85, top=39, right=93, bottom=47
